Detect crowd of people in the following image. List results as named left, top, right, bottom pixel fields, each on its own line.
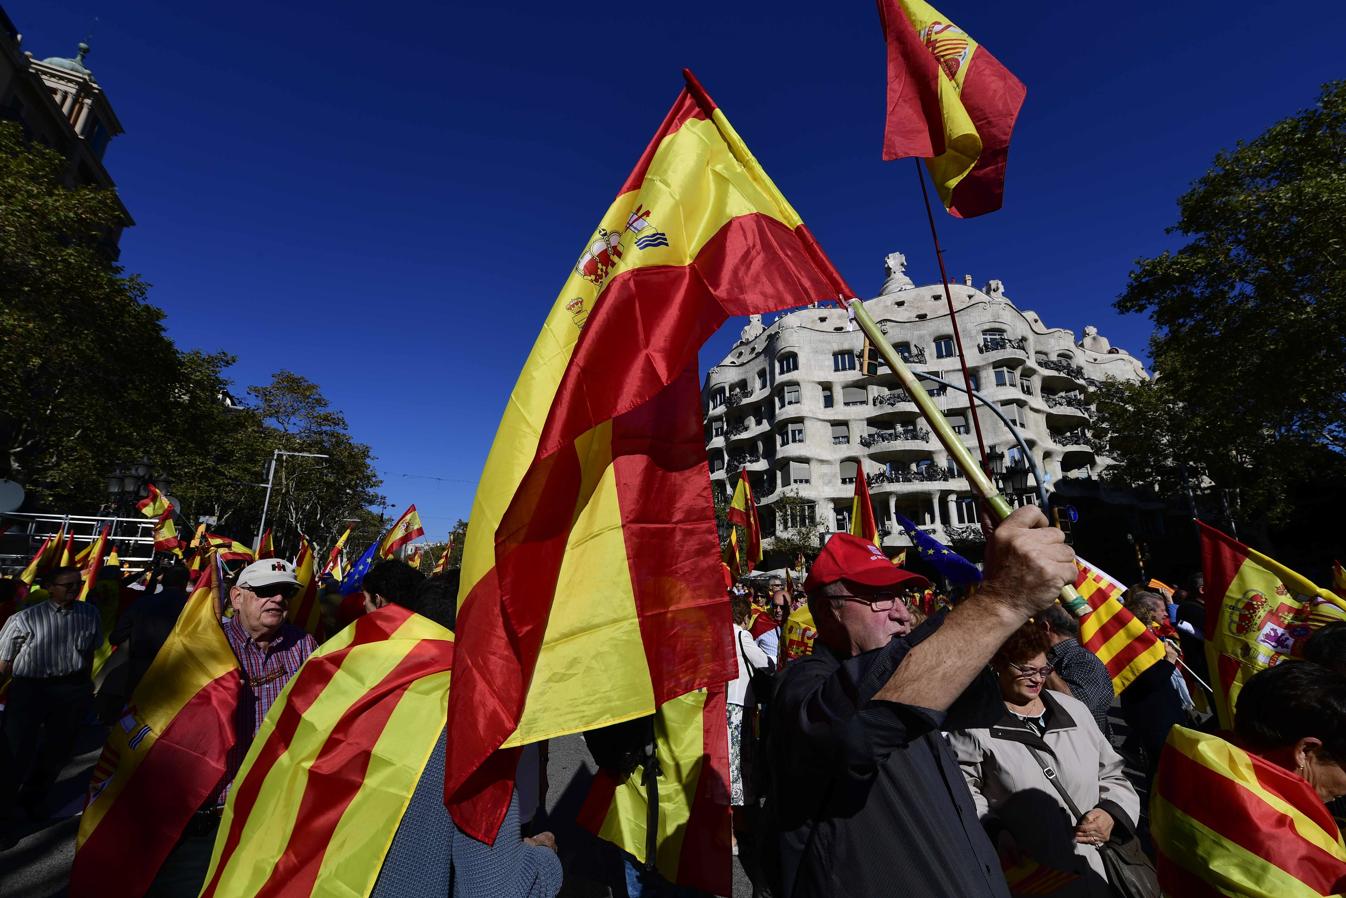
left=1, top=505, right=1345, bottom=897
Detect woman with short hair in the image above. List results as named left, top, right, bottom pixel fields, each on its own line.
left=948, top=624, right=1140, bottom=897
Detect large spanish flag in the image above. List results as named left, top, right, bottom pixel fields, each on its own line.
left=878, top=0, right=1026, bottom=217
left=727, top=473, right=763, bottom=571
left=1075, top=556, right=1167, bottom=695
left=576, top=686, right=731, bottom=896
left=1152, top=725, right=1346, bottom=898
left=1200, top=521, right=1346, bottom=729
left=72, top=557, right=239, bottom=898
left=448, top=69, right=850, bottom=842
left=199, top=604, right=454, bottom=898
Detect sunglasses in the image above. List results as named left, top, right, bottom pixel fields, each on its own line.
left=245, top=584, right=296, bottom=599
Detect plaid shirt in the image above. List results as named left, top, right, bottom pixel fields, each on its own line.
left=1047, top=637, right=1114, bottom=738
left=211, top=616, right=317, bottom=806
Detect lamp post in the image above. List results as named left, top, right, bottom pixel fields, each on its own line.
left=255, top=450, right=330, bottom=552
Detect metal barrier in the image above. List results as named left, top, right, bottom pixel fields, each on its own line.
left=0, top=512, right=159, bottom=573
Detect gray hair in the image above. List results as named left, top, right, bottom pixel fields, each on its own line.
left=1038, top=603, right=1079, bottom=637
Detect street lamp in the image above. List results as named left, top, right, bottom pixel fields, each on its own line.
left=255, top=450, right=331, bottom=551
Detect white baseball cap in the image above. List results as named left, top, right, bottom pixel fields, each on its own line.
left=236, top=558, right=300, bottom=591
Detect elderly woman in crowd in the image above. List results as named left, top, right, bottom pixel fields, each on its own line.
left=948, top=623, right=1140, bottom=897
left=1152, top=661, right=1346, bottom=897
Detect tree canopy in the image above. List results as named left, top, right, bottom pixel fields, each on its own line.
left=1095, top=80, right=1346, bottom=524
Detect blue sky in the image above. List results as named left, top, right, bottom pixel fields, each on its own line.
left=15, top=1, right=1346, bottom=532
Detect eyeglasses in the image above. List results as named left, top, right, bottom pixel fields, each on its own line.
left=1009, top=662, right=1055, bottom=681
left=832, top=594, right=899, bottom=612
left=49, top=580, right=81, bottom=590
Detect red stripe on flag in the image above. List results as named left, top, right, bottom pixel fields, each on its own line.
left=252, top=639, right=453, bottom=898
left=575, top=769, right=622, bottom=834
left=1199, top=521, right=1247, bottom=646
left=674, top=686, right=732, bottom=896
left=1155, top=850, right=1228, bottom=898
left=1159, top=745, right=1346, bottom=893
left=613, top=369, right=734, bottom=705
left=943, top=43, right=1026, bottom=218
left=70, top=671, right=241, bottom=898
left=1102, top=631, right=1159, bottom=680
left=200, top=608, right=416, bottom=898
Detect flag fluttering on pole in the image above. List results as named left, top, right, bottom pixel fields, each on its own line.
left=1073, top=556, right=1167, bottom=695
left=893, top=513, right=982, bottom=584
left=206, top=533, right=255, bottom=563
left=406, top=545, right=425, bottom=570
left=17, top=533, right=58, bottom=597
left=320, top=524, right=353, bottom=579
left=199, top=605, right=454, bottom=898
left=577, top=687, right=731, bottom=896
left=378, top=505, right=425, bottom=559
left=151, top=511, right=182, bottom=555
left=256, top=528, right=275, bottom=560
left=448, top=68, right=850, bottom=843
left=849, top=464, right=879, bottom=546
left=727, top=474, right=763, bottom=572
left=433, top=534, right=455, bottom=575
left=877, top=0, right=1026, bottom=217
left=288, top=538, right=322, bottom=635
left=1199, top=521, right=1346, bottom=728
left=1151, top=725, right=1346, bottom=897
left=136, top=483, right=170, bottom=519
left=339, top=540, right=380, bottom=595
left=76, top=525, right=110, bottom=602
left=56, top=529, right=76, bottom=567
left=73, top=557, right=239, bottom=898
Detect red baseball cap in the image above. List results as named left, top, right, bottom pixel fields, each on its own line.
left=804, top=532, right=930, bottom=595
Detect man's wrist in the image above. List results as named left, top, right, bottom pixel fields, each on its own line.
left=960, top=586, right=1026, bottom=629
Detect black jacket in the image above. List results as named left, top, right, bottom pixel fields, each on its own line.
left=767, top=611, right=1011, bottom=898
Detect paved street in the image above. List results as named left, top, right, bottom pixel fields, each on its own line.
left=0, top=726, right=745, bottom=897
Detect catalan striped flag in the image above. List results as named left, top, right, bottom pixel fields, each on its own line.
left=577, top=686, right=731, bottom=896
left=727, top=474, right=763, bottom=571
left=319, top=524, right=353, bottom=579
left=448, top=68, right=850, bottom=842
left=288, top=538, right=322, bottom=635
left=878, top=0, right=1027, bottom=217
left=378, top=505, right=425, bottom=559
left=849, top=463, right=879, bottom=545
left=256, top=528, right=275, bottom=560
left=1001, top=857, right=1081, bottom=896
left=1151, top=725, right=1346, bottom=898
left=1075, top=556, right=1167, bottom=695
left=433, top=534, right=455, bottom=575
left=1199, top=521, right=1346, bottom=728
left=72, top=557, right=239, bottom=898
left=199, top=605, right=454, bottom=898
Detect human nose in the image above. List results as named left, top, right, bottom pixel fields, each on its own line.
left=888, top=601, right=912, bottom=624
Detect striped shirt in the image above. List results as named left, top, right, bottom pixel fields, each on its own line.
left=0, top=599, right=101, bottom=678
left=211, top=617, right=317, bottom=806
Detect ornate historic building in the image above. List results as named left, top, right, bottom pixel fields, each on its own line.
left=0, top=9, right=130, bottom=245
left=703, top=252, right=1148, bottom=555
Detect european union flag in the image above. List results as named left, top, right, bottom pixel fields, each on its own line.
left=339, top=540, right=379, bottom=594
left=894, top=513, right=982, bottom=585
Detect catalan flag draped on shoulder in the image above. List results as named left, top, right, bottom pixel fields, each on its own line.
left=727, top=473, right=763, bottom=571
left=1200, top=521, right=1346, bottom=728
left=199, top=604, right=454, bottom=898
left=448, top=68, right=850, bottom=842
left=1151, top=725, right=1346, bottom=898
left=577, top=686, right=731, bottom=896
left=72, top=557, right=238, bottom=898
left=378, top=504, right=425, bottom=559
left=849, top=463, right=879, bottom=545
left=1074, top=555, right=1166, bottom=695
left=877, top=0, right=1026, bottom=217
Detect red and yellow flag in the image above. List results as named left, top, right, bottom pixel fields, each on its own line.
left=136, top=483, right=171, bottom=518
left=76, top=525, right=110, bottom=602
left=199, top=605, right=454, bottom=898
left=747, top=602, right=776, bottom=639
left=319, top=524, right=353, bottom=579
left=784, top=602, right=818, bottom=662
left=1152, top=725, right=1346, bottom=898
left=378, top=505, right=425, bottom=559
left=406, top=545, right=424, bottom=570
left=56, top=529, right=76, bottom=567
left=1200, top=522, right=1346, bottom=729
left=727, top=474, right=763, bottom=571
left=152, top=510, right=182, bottom=555
left=577, top=686, right=731, bottom=896
left=287, top=538, right=321, bottom=635
left=72, top=558, right=239, bottom=898
left=448, top=69, right=849, bottom=842
left=1075, top=556, right=1167, bottom=694
left=256, top=528, right=275, bottom=560
left=17, top=533, right=57, bottom=595
left=878, top=0, right=1027, bottom=217
left=207, top=532, right=255, bottom=563
left=1001, top=856, right=1081, bottom=896
left=849, top=462, right=879, bottom=545
left=1333, top=561, right=1346, bottom=600
left=432, top=534, right=455, bottom=575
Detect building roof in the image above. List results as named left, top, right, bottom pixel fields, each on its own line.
left=41, top=42, right=91, bottom=77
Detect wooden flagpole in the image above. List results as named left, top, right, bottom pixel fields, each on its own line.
left=914, top=159, right=990, bottom=470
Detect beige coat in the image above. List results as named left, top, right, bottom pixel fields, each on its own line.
left=947, top=690, right=1140, bottom=897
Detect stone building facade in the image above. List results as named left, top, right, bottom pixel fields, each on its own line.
left=703, top=252, right=1148, bottom=555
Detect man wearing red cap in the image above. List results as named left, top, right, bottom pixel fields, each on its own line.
left=766, top=507, right=1076, bottom=898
